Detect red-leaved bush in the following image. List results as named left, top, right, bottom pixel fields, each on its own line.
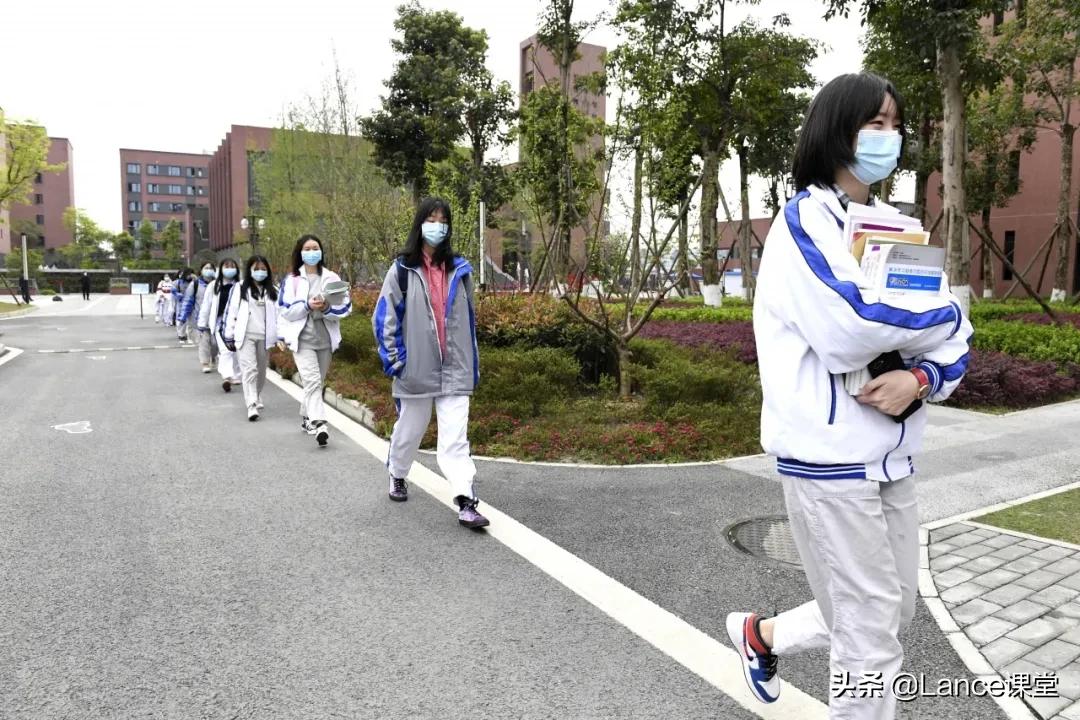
left=637, top=321, right=758, bottom=364
left=946, top=349, right=1080, bottom=409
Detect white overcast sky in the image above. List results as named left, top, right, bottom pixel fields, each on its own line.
left=4, top=0, right=880, bottom=234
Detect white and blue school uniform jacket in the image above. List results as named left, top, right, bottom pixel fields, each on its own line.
left=277, top=269, right=352, bottom=352
left=223, top=284, right=279, bottom=350
left=754, top=184, right=973, bottom=482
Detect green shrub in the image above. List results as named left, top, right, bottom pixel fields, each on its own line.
left=642, top=305, right=753, bottom=324
left=969, top=299, right=1080, bottom=324
left=473, top=345, right=582, bottom=417
left=628, top=339, right=760, bottom=412
left=973, top=320, right=1080, bottom=365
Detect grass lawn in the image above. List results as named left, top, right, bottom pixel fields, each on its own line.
left=974, top=488, right=1080, bottom=545
left=0, top=301, right=27, bottom=314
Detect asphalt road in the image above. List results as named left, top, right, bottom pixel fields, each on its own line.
left=0, top=303, right=1028, bottom=719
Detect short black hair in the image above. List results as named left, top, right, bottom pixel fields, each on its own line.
left=291, top=234, right=325, bottom=276
left=792, top=72, right=906, bottom=192
left=401, top=197, right=455, bottom=271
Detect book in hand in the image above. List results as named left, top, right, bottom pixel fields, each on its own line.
left=860, top=242, right=946, bottom=298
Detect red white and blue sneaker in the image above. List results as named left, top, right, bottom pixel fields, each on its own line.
left=726, top=612, right=780, bottom=703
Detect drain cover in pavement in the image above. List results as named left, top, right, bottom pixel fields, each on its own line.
left=726, top=516, right=802, bottom=567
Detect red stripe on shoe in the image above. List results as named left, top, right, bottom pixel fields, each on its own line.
left=745, top=614, right=771, bottom=656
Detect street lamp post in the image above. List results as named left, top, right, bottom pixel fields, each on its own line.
left=240, top=215, right=265, bottom=254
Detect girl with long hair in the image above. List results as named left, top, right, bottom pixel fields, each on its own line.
left=197, top=257, right=242, bottom=392
left=224, top=255, right=279, bottom=421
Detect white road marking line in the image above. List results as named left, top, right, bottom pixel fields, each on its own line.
left=0, top=346, right=24, bottom=367
left=52, top=421, right=92, bottom=434
left=266, top=372, right=827, bottom=719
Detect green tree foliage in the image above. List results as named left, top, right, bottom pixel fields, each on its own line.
left=161, top=219, right=182, bottom=262
left=360, top=2, right=488, bottom=205
left=60, top=207, right=110, bottom=268
left=137, top=219, right=155, bottom=261
left=0, top=112, right=64, bottom=210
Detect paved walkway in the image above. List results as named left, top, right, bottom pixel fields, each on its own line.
left=928, top=522, right=1080, bottom=720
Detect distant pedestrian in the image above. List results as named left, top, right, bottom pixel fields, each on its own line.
left=726, top=73, right=972, bottom=720
left=372, top=198, right=487, bottom=529
left=185, top=262, right=216, bottom=371
left=156, top=275, right=173, bottom=325
left=79, top=272, right=91, bottom=301
left=223, top=255, right=278, bottom=421
left=278, top=234, right=352, bottom=448
left=173, top=268, right=196, bottom=343
left=197, top=258, right=242, bottom=392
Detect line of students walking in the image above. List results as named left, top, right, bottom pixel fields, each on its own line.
left=155, top=199, right=489, bottom=531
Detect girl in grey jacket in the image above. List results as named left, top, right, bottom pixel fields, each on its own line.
left=372, top=198, right=487, bottom=529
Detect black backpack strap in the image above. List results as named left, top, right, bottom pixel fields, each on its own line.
left=396, top=261, right=409, bottom=300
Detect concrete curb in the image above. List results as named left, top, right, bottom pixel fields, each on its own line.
left=0, top=305, right=39, bottom=320
left=277, top=367, right=380, bottom=431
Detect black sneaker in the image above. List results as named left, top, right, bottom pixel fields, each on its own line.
left=301, top=417, right=312, bottom=433
left=312, top=421, right=329, bottom=447
left=455, top=495, right=490, bottom=529
left=388, top=476, right=408, bottom=502
left=222, top=379, right=231, bottom=393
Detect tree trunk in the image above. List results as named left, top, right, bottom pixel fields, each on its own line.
left=699, top=143, right=721, bottom=305
left=412, top=178, right=422, bottom=208
left=938, top=41, right=970, bottom=314
left=914, top=113, right=933, bottom=225
left=1052, top=125, right=1075, bottom=302
left=981, top=206, right=994, bottom=299
left=678, top=204, right=689, bottom=294
left=767, top=177, right=780, bottom=218
left=617, top=341, right=633, bottom=400
left=737, top=143, right=755, bottom=302
left=630, top=142, right=643, bottom=292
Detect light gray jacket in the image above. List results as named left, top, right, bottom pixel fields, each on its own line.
left=372, top=256, right=479, bottom=398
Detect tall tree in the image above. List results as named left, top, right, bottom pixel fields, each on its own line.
left=61, top=208, right=109, bottom=268
left=111, top=231, right=136, bottom=271
left=0, top=112, right=64, bottom=210
left=998, top=0, right=1080, bottom=301
left=360, top=2, right=488, bottom=205
left=160, top=219, right=182, bottom=263
left=827, top=0, right=1009, bottom=314
left=137, top=219, right=155, bottom=261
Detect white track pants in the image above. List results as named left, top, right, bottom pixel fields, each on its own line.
left=216, top=333, right=240, bottom=382
left=294, top=346, right=331, bottom=422
left=387, top=395, right=476, bottom=501
left=238, top=338, right=267, bottom=409
left=770, top=476, right=918, bottom=720
left=197, top=329, right=216, bottom=366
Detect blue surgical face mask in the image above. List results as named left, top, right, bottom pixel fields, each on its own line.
left=222, top=267, right=238, bottom=280
left=421, top=222, right=448, bottom=247
left=301, top=249, right=322, bottom=266
left=849, top=129, right=902, bottom=185
left=201, top=268, right=216, bottom=280
left=251, top=270, right=269, bottom=282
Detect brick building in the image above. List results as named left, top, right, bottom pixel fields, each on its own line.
left=10, top=137, right=74, bottom=263
left=208, top=125, right=273, bottom=252
left=119, top=149, right=210, bottom=262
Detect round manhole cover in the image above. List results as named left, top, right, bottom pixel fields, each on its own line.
left=726, top=516, right=802, bottom=567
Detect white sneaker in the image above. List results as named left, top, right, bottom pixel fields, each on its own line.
left=247, top=405, right=259, bottom=421
left=726, top=613, right=780, bottom=704
left=256, top=399, right=265, bottom=410
left=311, top=421, right=329, bottom=447
left=201, top=364, right=212, bottom=374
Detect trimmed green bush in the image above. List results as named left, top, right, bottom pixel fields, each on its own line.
left=973, top=320, right=1080, bottom=365
left=473, top=345, right=581, bottom=417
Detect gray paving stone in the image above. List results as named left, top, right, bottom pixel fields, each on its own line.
left=1023, top=640, right=1080, bottom=669
left=966, top=615, right=1018, bottom=646
left=982, top=583, right=1036, bottom=606
left=929, top=542, right=957, bottom=559
left=936, top=566, right=978, bottom=589
left=982, top=636, right=1037, bottom=668
left=982, top=533, right=1023, bottom=549
left=953, top=598, right=1003, bottom=627
left=930, top=523, right=972, bottom=542
left=989, top=545, right=1034, bottom=562
left=969, top=528, right=998, bottom=539
left=996, top=599, right=1053, bottom=625
left=948, top=530, right=989, bottom=548
left=972, top=568, right=1024, bottom=590
left=942, top=581, right=993, bottom=607
left=1031, top=546, right=1078, bottom=562
left=1029, top=694, right=1073, bottom=719
left=1055, top=662, right=1080, bottom=700
left=930, top=554, right=969, bottom=573
left=1051, top=604, right=1080, bottom=621
left=961, top=554, right=1009, bottom=574
left=1003, top=659, right=1071, bottom=717
left=1009, top=617, right=1072, bottom=646
left=1021, top=539, right=1051, bottom=550
left=953, top=542, right=998, bottom=560
left=1062, top=699, right=1080, bottom=720
left=1061, top=573, right=1080, bottom=592
left=1062, top=626, right=1080, bottom=645
left=1028, top=585, right=1080, bottom=610
left=1003, top=555, right=1054, bottom=574
left=1019, top=569, right=1069, bottom=592
left=1045, top=557, right=1080, bottom=577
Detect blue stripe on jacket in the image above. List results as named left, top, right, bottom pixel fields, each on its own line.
left=786, top=191, right=960, bottom=332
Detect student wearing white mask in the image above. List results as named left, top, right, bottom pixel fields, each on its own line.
left=157, top=275, right=174, bottom=325
left=186, top=263, right=218, bottom=372
left=725, top=73, right=972, bottom=720
left=197, top=257, right=242, bottom=392
left=223, top=255, right=279, bottom=421
left=278, top=234, right=352, bottom=447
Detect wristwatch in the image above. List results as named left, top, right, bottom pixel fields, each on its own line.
left=910, top=367, right=931, bottom=401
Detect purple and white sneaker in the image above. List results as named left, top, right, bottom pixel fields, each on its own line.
left=455, top=496, right=489, bottom=529
left=726, top=612, right=780, bottom=703
left=388, top=476, right=408, bottom=502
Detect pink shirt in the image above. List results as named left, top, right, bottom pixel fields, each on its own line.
left=421, top=253, right=448, bottom=357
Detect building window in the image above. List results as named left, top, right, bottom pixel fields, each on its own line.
left=167, top=165, right=181, bottom=176
left=148, top=202, right=162, bottom=212
left=147, top=164, right=160, bottom=175
left=128, top=201, right=142, bottom=212
left=1003, top=231, right=1016, bottom=280
left=153, top=221, right=165, bottom=231
left=147, top=183, right=161, bottom=194
left=179, top=222, right=185, bottom=233
left=34, top=173, right=43, bottom=184
left=187, top=167, right=205, bottom=178
left=128, top=182, right=141, bottom=193
left=1007, top=150, right=1021, bottom=195
left=171, top=202, right=185, bottom=212
left=186, top=186, right=195, bottom=196
left=167, top=184, right=183, bottom=195
left=36, top=214, right=45, bottom=225
left=196, top=186, right=206, bottom=196
left=35, top=193, right=43, bottom=205
left=126, top=163, right=141, bottom=174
